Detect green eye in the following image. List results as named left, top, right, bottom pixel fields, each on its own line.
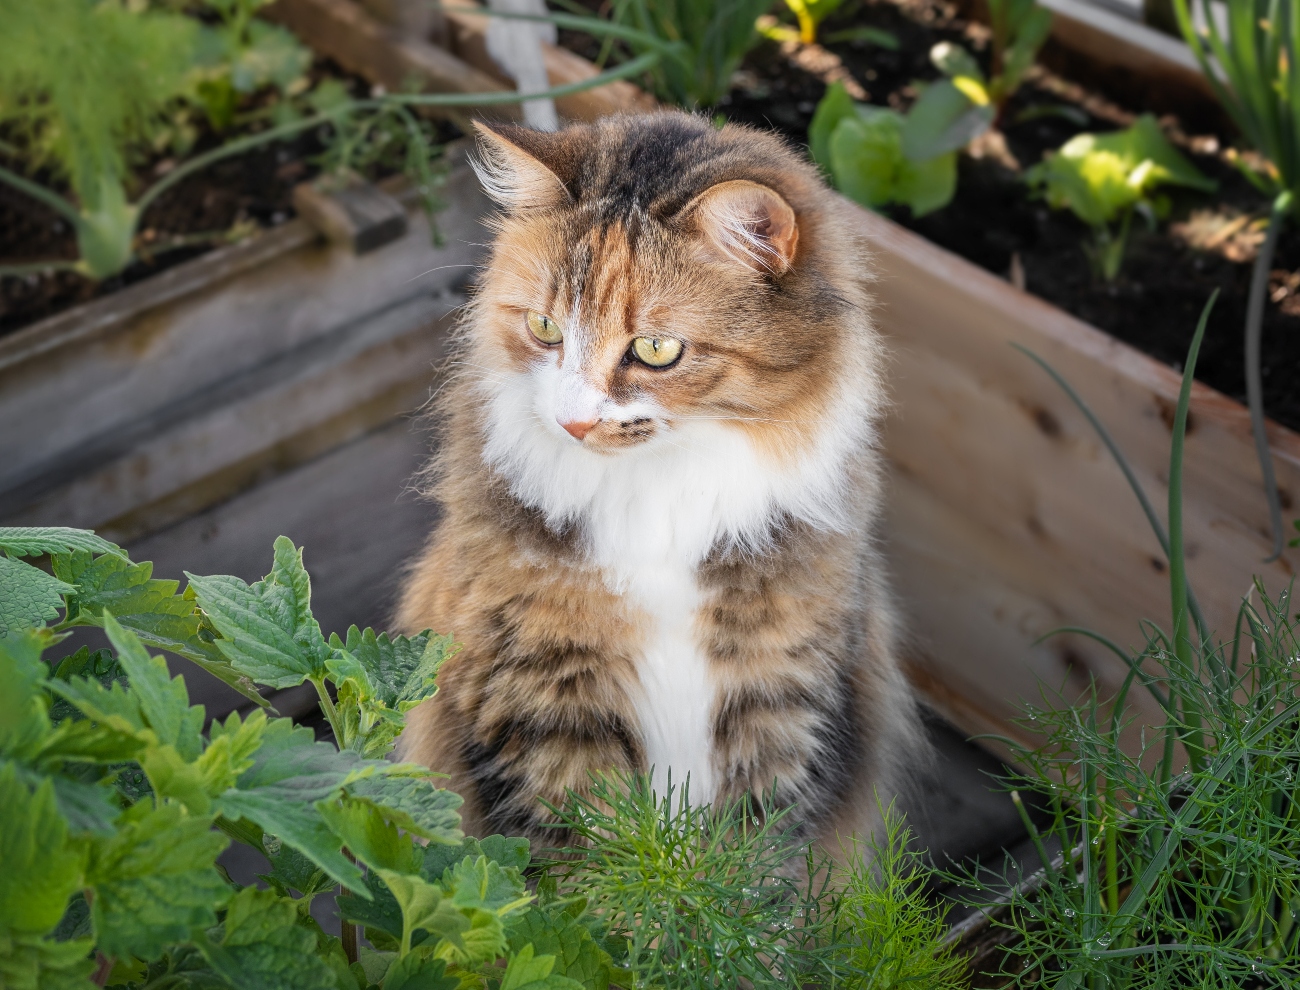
left=631, top=336, right=683, bottom=368
left=527, top=311, right=563, bottom=344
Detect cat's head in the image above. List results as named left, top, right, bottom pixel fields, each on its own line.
left=463, top=112, right=880, bottom=464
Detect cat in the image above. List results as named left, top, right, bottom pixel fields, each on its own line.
left=396, top=111, right=921, bottom=851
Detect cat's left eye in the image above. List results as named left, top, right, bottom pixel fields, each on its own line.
left=631, top=336, right=683, bottom=368
left=527, top=310, right=563, bottom=344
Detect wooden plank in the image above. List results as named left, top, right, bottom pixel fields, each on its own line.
left=0, top=162, right=490, bottom=512
left=1, top=292, right=461, bottom=543
left=441, top=0, right=658, bottom=122
left=856, top=202, right=1299, bottom=748
left=263, top=0, right=521, bottom=123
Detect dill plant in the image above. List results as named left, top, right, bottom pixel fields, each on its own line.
left=955, top=297, right=1300, bottom=988
left=543, top=774, right=963, bottom=989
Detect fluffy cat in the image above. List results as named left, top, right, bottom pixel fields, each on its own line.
left=396, top=111, right=920, bottom=850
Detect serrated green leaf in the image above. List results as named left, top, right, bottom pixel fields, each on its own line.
left=474, top=835, right=531, bottom=873
left=0, top=762, right=87, bottom=936
left=47, top=772, right=122, bottom=834
left=211, top=718, right=374, bottom=891
left=0, top=555, right=75, bottom=637
left=343, top=774, right=462, bottom=845
left=47, top=647, right=122, bottom=724
left=258, top=840, right=333, bottom=898
left=0, top=931, right=96, bottom=990
left=0, top=626, right=56, bottom=761
left=380, top=948, right=456, bottom=990
left=104, top=613, right=205, bottom=761
left=195, top=887, right=338, bottom=990
left=186, top=537, right=330, bottom=690
left=500, top=943, right=585, bottom=990
left=0, top=527, right=121, bottom=559
left=85, top=800, right=228, bottom=961
left=506, top=906, right=614, bottom=990
left=51, top=550, right=268, bottom=708
left=327, top=627, right=452, bottom=711
left=445, top=855, right=531, bottom=916
left=316, top=796, right=423, bottom=875
left=376, top=871, right=460, bottom=955
left=227, top=20, right=310, bottom=93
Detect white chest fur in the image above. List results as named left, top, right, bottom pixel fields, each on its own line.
left=479, top=362, right=873, bottom=803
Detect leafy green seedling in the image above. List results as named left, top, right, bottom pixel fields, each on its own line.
left=810, top=79, right=991, bottom=216
left=923, top=0, right=1051, bottom=126
left=1025, top=114, right=1215, bottom=281
left=0, top=0, right=199, bottom=280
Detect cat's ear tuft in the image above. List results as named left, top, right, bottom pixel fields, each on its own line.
left=689, top=179, right=799, bottom=275
left=472, top=121, right=574, bottom=212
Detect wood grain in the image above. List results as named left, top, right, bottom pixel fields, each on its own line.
left=857, top=203, right=1299, bottom=752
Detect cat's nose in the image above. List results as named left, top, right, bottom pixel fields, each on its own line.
left=559, top=418, right=598, bottom=441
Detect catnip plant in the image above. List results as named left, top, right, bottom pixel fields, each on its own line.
left=1174, top=0, right=1300, bottom=562
left=952, top=297, right=1300, bottom=987
left=1025, top=114, right=1216, bottom=281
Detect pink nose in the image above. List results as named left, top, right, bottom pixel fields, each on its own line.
left=560, top=418, right=598, bottom=441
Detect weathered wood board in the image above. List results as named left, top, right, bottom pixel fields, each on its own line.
left=860, top=203, right=1299, bottom=753
left=0, top=161, right=490, bottom=544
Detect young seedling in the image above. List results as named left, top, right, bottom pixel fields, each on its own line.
left=809, top=79, right=991, bottom=216
left=1025, top=114, right=1216, bottom=282
left=928, top=0, right=1053, bottom=122
left=1175, top=0, right=1300, bottom=562
left=602, top=0, right=773, bottom=108
left=0, top=1, right=668, bottom=283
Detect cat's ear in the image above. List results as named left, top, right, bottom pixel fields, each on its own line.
left=472, top=121, right=575, bottom=212
left=688, top=179, right=799, bottom=275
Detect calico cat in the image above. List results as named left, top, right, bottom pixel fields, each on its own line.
left=396, top=112, right=921, bottom=850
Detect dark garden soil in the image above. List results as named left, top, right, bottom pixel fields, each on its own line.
left=562, top=0, right=1300, bottom=434
left=0, top=61, right=461, bottom=336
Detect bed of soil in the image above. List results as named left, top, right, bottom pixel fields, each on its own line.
left=0, top=61, right=461, bottom=336
left=563, top=0, right=1300, bottom=434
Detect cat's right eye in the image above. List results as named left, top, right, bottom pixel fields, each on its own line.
left=527, top=311, right=563, bottom=345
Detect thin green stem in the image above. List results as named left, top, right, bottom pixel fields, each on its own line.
left=1168, top=293, right=1217, bottom=774
left=0, top=260, right=83, bottom=278
left=1012, top=789, right=1058, bottom=881
left=0, top=163, right=86, bottom=227
left=310, top=676, right=345, bottom=746
left=1245, top=196, right=1289, bottom=563
left=138, top=51, right=661, bottom=217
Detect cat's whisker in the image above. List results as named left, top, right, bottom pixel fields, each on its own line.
left=403, top=263, right=479, bottom=283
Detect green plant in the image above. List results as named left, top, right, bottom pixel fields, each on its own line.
left=780, top=0, right=846, bottom=45
left=605, top=0, right=773, bottom=108
left=834, top=803, right=968, bottom=989
left=0, top=0, right=201, bottom=279
left=0, top=528, right=617, bottom=989
left=545, top=774, right=964, bottom=989
left=1175, top=0, right=1300, bottom=562
left=954, top=297, right=1300, bottom=986
left=809, top=79, right=988, bottom=216
left=1025, top=114, right=1216, bottom=281
left=0, top=0, right=661, bottom=283
left=928, top=0, right=1052, bottom=117
left=2, top=525, right=964, bottom=989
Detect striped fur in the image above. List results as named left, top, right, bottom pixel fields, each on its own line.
left=397, top=112, right=921, bottom=850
